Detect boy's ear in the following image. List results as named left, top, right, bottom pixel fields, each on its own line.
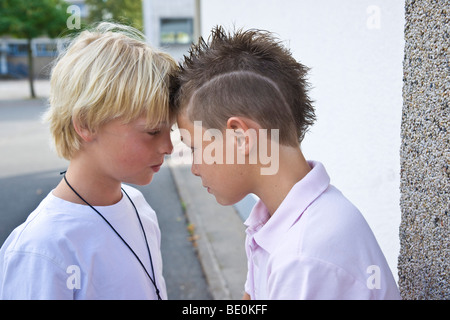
left=226, top=116, right=258, bottom=155
left=72, top=117, right=95, bottom=142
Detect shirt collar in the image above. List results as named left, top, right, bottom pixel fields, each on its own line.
left=244, top=161, right=331, bottom=253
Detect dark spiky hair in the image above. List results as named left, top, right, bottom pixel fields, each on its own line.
left=172, top=26, right=315, bottom=145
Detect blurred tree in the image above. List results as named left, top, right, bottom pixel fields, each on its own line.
left=0, top=0, right=70, bottom=98
left=85, top=0, right=143, bottom=30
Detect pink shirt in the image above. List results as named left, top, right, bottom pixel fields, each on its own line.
left=244, top=161, right=401, bottom=300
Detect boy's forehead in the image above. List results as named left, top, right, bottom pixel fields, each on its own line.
left=176, top=112, right=194, bottom=129
left=177, top=117, right=194, bottom=143
left=176, top=114, right=204, bottom=146
left=133, top=116, right=171, bottom=128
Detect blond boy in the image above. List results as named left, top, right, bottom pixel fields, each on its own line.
left=0, top=23, right=177, bottom=299
left=173, top=27, right=401, bottom=299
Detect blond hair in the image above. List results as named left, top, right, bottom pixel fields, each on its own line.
left=44, top=22, right=178, bottom=160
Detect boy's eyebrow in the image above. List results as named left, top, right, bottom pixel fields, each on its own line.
left=135, top=120, right=171, bottom=129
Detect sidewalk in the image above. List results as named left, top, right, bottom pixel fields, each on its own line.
left=0, top=79, right=50, bottom=100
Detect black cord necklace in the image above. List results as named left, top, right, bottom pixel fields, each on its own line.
left=61, top=171, right=162, bottom=300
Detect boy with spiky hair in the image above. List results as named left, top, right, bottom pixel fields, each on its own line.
left=173, top=26, right=400, bottom=299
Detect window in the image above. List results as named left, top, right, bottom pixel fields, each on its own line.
left=160, top=18, right=193, bottom=45
left=7, top=41, right=59, bottom=57
left=35, top=42, right=58, bottom=57
left=8, top=43, right=27, bottom=56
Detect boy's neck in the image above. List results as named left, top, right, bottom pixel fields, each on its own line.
left=252, top=146, right=310, bottom=217
left=53, top=157, right=123, bottom=207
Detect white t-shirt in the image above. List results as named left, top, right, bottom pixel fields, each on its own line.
left=0, top=184, right=167, bottom=300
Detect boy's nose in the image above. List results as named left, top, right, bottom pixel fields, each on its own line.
left=161, top=132, right=174, bottom=155
left=191, top=163, right=200, bottom=177
left=164, top=141, right=174, bottom=155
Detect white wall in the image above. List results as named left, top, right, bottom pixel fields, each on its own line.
left=200, top=0, right=405, bottom=280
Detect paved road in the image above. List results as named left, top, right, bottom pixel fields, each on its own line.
left=0, top=98, right=212, bottom=299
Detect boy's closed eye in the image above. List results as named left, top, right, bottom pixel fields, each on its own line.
left=147, top=127, right=174, bottom=136
left=147, top=130, right=161, bottom=136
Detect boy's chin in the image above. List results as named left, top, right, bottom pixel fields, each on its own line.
left=124, top=172, right=155, bottom=186
left=213, top=193, right=246, bottom=207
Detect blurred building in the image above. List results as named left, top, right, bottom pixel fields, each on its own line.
left=142, top=0, right=196, bottom=62
left=1, top=0, right=197, bottom=78
left=0, top=0, right=87, bottom=79
left=0, top=38, right=62, bottom=78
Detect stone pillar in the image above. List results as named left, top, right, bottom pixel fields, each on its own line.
left=398, top=0, right=449, bottom=299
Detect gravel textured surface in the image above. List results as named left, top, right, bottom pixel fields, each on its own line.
left=398, top=0, right=449, bottom=300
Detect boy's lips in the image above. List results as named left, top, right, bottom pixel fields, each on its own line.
left=151, top=162, right=163, bottom=172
